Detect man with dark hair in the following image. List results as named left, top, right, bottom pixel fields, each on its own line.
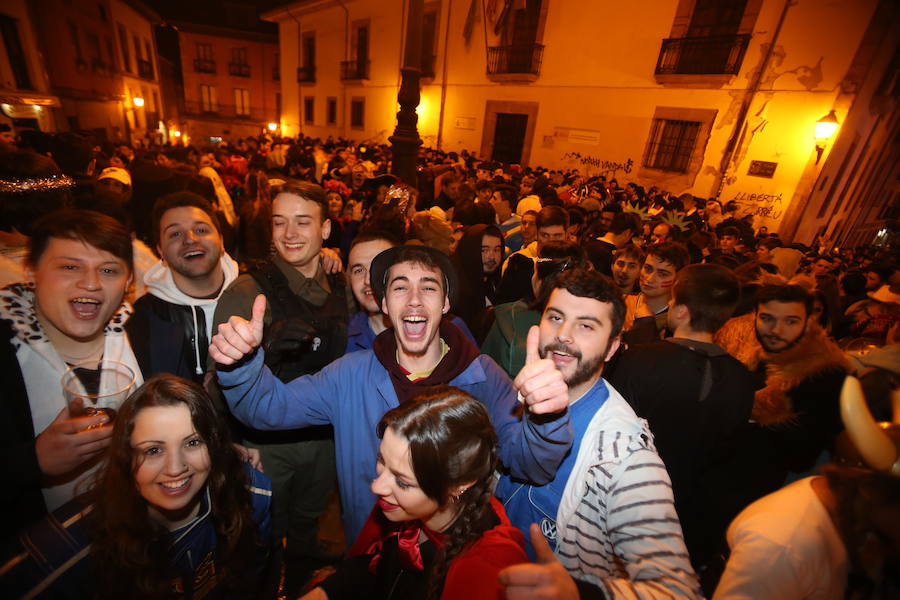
left=712, top=284, right=848, bottom=562
left=212, top=179, right=354, bottom=588
left=608, top=264, right=756, bottom=572
left=0, top=209, right=139, bottom=539
left=210, top=244, right=573, bottom=549
left=490, top=184, right=522, bottom=239
left=496, top=206, right=570, bottom=304
left=622, top=241, right=691, bottom=341
left=127, top=192, right=239, bottom=383
left=345, top=229, right=474, bottom=353
left=611, top=244, right=644, bottom=295
left=434, top=172, right=461, bottom=212
left=584, top=211, right=638, bottom=275
left=474, top=178, right=495, bottom=203
left=495, top=268, right=702, bottom=597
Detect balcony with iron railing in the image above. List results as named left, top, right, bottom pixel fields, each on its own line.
left=194, top=58, right=216, bottom=74
left=486, top=44, right=544, bottom=82
left=654, top=34, right=751, bottom=83
left=137, top=58, right=154, bottom=80
left=182, top=100, right=274, bottom=122
left=229, top=62, right=251, bottom=77
left=297, top=65, right=315, bottom=83
left=340, top=59, right=369, bottom=81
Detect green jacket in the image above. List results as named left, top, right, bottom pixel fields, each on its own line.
left=480, top=300, right=540, bottom=379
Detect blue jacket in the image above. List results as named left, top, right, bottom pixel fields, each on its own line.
left=1, top=466, right=272, bottom=599
left=218, top=348, right=573, bottom=542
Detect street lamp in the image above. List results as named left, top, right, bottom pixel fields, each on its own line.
left=267, top=122, right=278, bottom=132
left=814, top=110, right=839, bottom=164
left=133, top=97, right=145, bottom=107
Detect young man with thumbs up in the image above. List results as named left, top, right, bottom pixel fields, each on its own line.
left=495, top=268, right=702, bottom=599
left=210, top=244, right=573, bottom=545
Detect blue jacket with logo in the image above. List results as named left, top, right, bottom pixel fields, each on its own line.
left=0, top=466, right=272, bottom=599
left=217, top=347, right=573, bottom=542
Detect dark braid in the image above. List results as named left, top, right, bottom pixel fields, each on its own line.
left=425, top=476, right=497, bottom=600
left=377, top=385, right=500, bottom=600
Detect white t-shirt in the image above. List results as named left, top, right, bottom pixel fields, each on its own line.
left=714, top=477, right=848, bottom=600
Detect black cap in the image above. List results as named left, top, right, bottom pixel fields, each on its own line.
left=369, top=244, right=458, bottom=307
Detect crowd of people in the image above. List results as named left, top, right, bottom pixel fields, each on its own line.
left=0, top=128, right=898, bottom=600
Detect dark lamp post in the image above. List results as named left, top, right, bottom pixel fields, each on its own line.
left=390, top=0, right=424, bottom=186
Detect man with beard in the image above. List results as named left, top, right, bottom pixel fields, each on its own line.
left=494, top=268, right=702, bottom=598
left=128, top=192, right=239, bottom=382
left=711, top=285, right=848, bottom=558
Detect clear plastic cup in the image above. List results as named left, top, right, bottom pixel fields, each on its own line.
left=61, top=359, right=136, bottom=425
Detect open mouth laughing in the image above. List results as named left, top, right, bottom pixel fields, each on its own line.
left=70, top=297, right=102, bottom=320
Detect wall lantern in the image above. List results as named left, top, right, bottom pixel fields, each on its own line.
left=814, top=110, right=839, bottom=164
left=173, top=130, right=182, bottom=137
left=133, top=97, right=145, bottom=107
left=267, top=122, right=278, bottom=132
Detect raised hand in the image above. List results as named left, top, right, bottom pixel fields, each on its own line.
left=513, top=326, right=569, bottom=414
left=499, top=524, right=581, bottom=600
left=209, top=294, right=267, bottom=365
left=35, top=407, right=113, bottom=477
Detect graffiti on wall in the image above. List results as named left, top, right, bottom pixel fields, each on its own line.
left=561, top=152, right=634, bottom=179
left=730, top=191, right=785, bottom=221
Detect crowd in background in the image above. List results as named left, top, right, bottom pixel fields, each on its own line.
left=1, top=127, right=899, bottom=600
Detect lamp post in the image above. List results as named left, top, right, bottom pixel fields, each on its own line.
left=390, top=0, right=424, bottom=186
left=814, top=110, right=839, bottom=164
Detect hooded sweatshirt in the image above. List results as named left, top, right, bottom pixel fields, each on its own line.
left=140, top=254, right=239, bottom=375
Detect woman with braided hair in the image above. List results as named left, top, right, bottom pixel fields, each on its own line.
left=304, top=385, right=528, bottom=600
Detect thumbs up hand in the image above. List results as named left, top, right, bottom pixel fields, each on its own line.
left=513, top=326, right=569, bottom=415
left=210, top=294, right=267, bottom=365
left=498, top=524, right=581, bottom=600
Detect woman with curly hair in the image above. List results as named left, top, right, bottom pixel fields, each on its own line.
left=1, top=374, right=272, bottom=599
left=304, top=386, right=527, bottom=600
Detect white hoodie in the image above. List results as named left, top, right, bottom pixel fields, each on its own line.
left=142, top=253, right=239, bottom=375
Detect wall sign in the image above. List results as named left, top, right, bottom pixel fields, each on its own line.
left=748, top=160, right=778, bottom=178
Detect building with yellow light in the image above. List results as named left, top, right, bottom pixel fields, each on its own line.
left=263, top=0, right=899, bottom=246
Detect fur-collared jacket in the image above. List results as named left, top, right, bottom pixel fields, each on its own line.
left=715, top=316, right=849, bottom=425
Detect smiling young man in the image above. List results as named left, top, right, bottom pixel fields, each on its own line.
left=0, top=209, right=141, bottom=539
left=210, top=244, right=573, bottom=544
left=622, top=241, right=690, bottom=343
left=493, top=268, right=701, bottom=598
left=128, top=192, right=239, bottom=382
left=211, top=179, right=354, bottom=590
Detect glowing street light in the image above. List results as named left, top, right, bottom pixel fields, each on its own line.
left=267, top=122, right=278, bottom=132
left=133, top=97, right=145, bottom=107
left=173, top=130, right=182, bottom=137
left=814, top=110, right=839, bottom=164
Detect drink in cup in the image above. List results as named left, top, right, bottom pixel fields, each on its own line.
left=61, top=359, right=136, bottom=425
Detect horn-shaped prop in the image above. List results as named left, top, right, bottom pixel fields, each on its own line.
left=840, top=375, right=898, bottom=471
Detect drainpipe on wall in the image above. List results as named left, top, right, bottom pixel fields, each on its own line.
left=336, top=0, right=350, bottom=139
left=436, top=0, right=454, bottom=150
left=286, top=8, right=302, bottom=136
left=714, top=0, right=795, bottom=200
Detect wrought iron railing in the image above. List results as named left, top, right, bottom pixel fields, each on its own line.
left=340, top=59, right=369, bottom=80
left=655, top=34, right=751, bottom=75
left=193, top=58, right=216, bottom=74
left=297, top=65, right=316, bottom=83
left=229, top=62, right=251, bottom=77
left=486, top=44, right=544, bottom=75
